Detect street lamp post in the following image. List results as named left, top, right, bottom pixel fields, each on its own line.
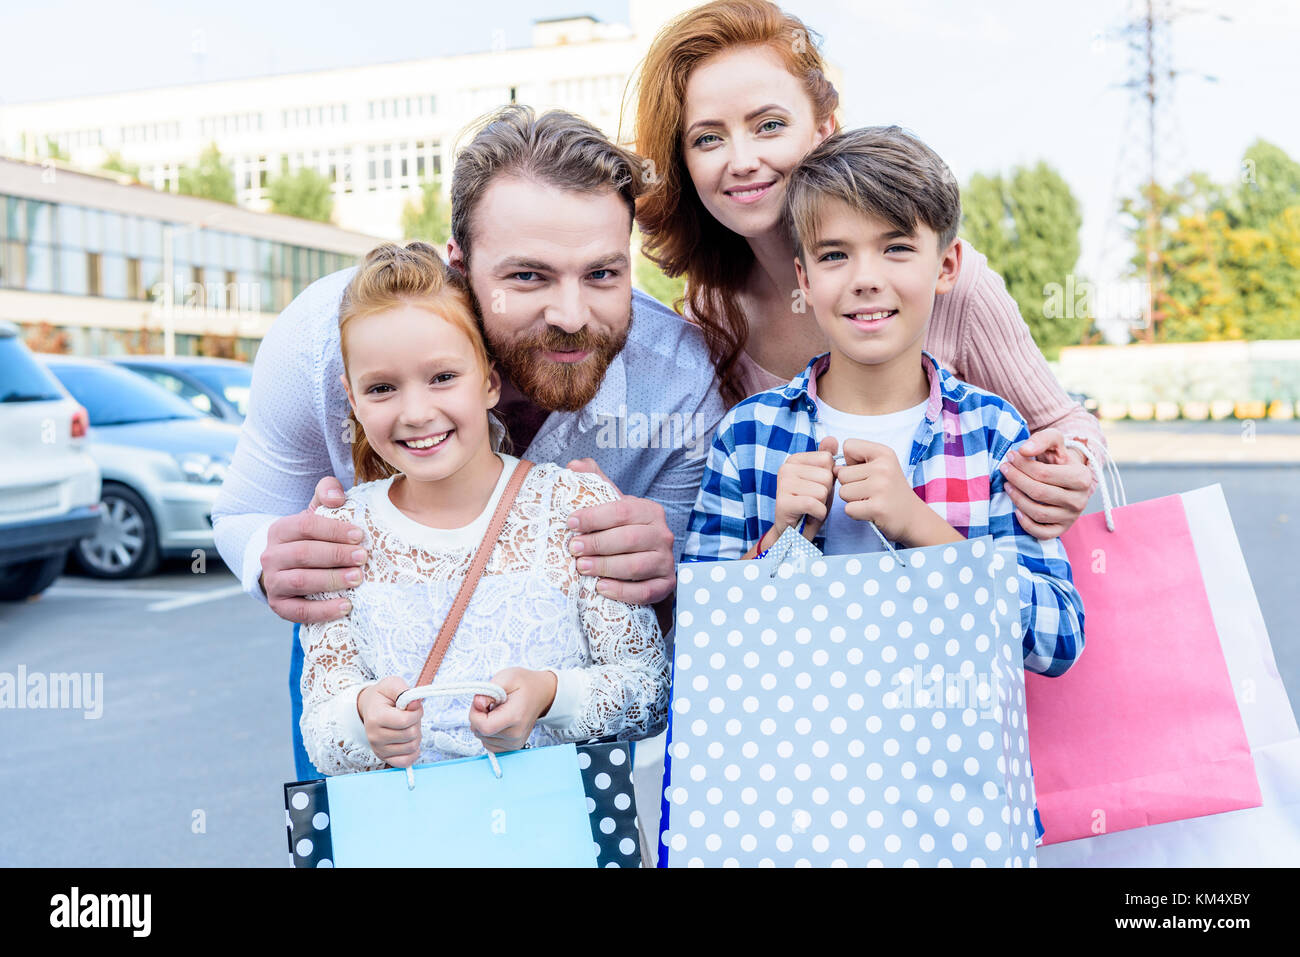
left=160, top=212, right=232, bottom=357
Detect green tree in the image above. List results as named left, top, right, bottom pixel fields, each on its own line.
left=961, top=162, right=1086, bottom=358
left=401, top=179, right=451, bottom=245
left=44, top=137, right=69, bottom=162
left=1123, top=141, right=1300, bottom=343
left=634, top=247, right=686, bottom=311
left=101, top=152, right=141, bottom=180
left=177, top=143, right=236, bottom=204
left=268, top=167, right=334, bottom=222
left=1230, top=139, right=1300, bottom=230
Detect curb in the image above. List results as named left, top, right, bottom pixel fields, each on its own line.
left=1111, top=460, right=1300, bottom=470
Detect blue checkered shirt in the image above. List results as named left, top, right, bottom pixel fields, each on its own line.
left=682, top=352, right=1085, bottom=676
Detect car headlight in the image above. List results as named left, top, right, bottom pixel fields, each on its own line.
left=174, top=452, right=230, bottom=484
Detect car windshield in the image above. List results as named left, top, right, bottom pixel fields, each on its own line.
left=186, top=364, right=252, bottom=418
left=0, top=338, right=66, bottom=403
left=48, top=362, right=203, bottom=426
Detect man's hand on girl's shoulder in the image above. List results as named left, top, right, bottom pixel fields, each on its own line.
left=260, top=475, right=368, bottom=624
left=565, top=458, right=675, bottom=606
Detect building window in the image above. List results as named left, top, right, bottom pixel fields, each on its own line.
left=28, top=244, right=54, bottom=292
left=126, top=257, right=142, bottom=300
left=86, top=252, right=102, bottom=297
left=101, top=254, right=128, bottom=299
left=1, top=242, right=27, bottom=291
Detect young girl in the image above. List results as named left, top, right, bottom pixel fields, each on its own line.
left=298, top=242, right=668, bottom=774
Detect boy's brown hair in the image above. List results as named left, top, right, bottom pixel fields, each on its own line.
left=784, top=126, right=961, bottom=263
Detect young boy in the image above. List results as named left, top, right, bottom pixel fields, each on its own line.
left=683, top=125, right=1083, bottom=673
left=680, top=125, right=1085, bottom=845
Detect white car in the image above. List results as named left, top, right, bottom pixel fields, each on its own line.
left=0, top=322, right=101, bottom=601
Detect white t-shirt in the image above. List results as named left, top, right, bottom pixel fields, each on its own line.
left=813, top=396, right=928, bottom=556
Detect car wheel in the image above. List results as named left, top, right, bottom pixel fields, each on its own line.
left=75, top=482, right=160, bottom=579
left=0, top=553, right=67, bottom=601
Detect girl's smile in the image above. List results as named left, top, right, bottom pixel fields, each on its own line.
left=395, top=430, right=453, bottom=454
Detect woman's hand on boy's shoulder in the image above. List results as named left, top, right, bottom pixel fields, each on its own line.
left=564, top=458, right=675, bottom=606
left=998, top=428, right=1093, bottom=540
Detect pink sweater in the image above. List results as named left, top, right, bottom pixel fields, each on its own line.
left=733, top=240, right=1108, bottom=461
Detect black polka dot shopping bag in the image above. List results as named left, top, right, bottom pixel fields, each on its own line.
left=658, top=527, right=1039, bottom=867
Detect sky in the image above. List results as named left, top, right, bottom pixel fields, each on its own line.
left=3, top=0, right=1297, bottom=315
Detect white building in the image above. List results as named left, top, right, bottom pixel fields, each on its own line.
left=0, top=3, right=700, bottom=239
left=0, top=156, right=379, bottom=358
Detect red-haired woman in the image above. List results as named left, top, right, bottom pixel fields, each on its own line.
left=631, top=0, right=1105, bottom=540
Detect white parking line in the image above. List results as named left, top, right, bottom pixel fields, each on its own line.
left=43, top=586, right=191, bottom=601
left=148, top=585, right=246, bottom=613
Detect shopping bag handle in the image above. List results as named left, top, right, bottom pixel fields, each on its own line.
left=1063, top=438, right=1128, bottom=532
left=394, top=681, right=508, bottom=789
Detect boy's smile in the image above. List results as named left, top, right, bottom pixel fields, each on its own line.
left=843, top=307, right=899, bottom=332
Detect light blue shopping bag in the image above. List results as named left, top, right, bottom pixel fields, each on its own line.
left=659, top=529, right=1038, bottom=867
left=326, top=747, right=594, bottom=867
left=286, top=741, right=641, bottom=868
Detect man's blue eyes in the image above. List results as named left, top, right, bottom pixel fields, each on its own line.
left=511, top=270, right=617, bottom=281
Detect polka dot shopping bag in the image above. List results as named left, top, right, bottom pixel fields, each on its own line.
left=658, top=528, right=1039, bottom=867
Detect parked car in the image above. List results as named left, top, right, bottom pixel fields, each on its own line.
left=0, top=324, right=101, bottom=601
left=112, top=355, right=251, bottom=424
left=40, top=355, right=240, bottom=579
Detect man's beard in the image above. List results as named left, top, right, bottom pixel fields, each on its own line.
left=484, top=307, right=632, bottom=413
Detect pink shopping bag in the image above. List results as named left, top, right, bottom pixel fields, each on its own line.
left=1025, top=488, right=1263, bottom=845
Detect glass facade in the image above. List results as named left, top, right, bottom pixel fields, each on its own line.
left=0, top=193, right=360, bottom=314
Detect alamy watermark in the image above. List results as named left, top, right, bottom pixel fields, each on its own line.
left=594, top=406, right=713, bottom=461
left=883, top=663, right=1005, bottom=721
left=0, top=666, right=103, bottom=719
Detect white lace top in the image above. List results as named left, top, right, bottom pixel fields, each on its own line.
left=299, top=455, right=669, bottom=775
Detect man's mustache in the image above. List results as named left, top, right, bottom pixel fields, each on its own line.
left=531, top=328, right=606, bottom=353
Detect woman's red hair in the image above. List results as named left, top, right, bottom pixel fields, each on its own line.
left=628, top=0, right=839, bottom=407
